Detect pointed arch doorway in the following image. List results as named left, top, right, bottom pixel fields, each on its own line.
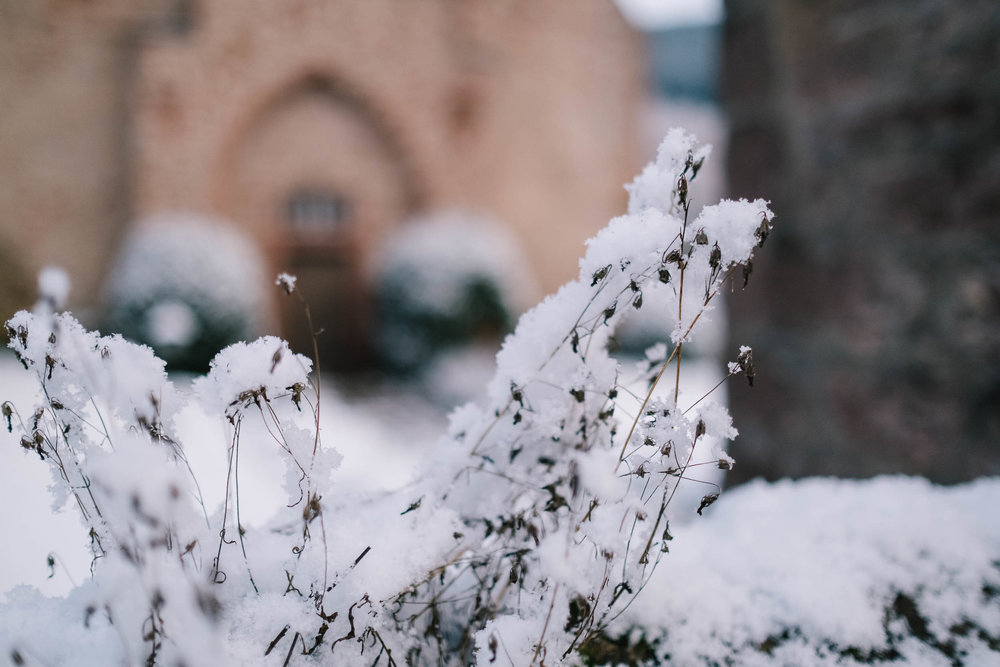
left=222, top=75, right=419, bottom=370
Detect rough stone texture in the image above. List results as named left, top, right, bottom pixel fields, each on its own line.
left=0, top=0, right=642, bottom=366
left=724, top=0, right=1000, bottom=482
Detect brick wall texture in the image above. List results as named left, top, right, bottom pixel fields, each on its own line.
left=0, top=0, right=642, bottom=365
left=724, top=0, right=1000, bottom=481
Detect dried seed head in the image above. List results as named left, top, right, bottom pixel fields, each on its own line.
left=590, top=264, right=611, bottom=286
left=742, top=261, right=754, bottom=287
left=275, top=272, right=297, bottom=295
left=755, top=216, right=771, bottom=247
left=603, top=301, right=617, bottom=323
left=695, top=229, right=709, bottom=245
left=697, top=492, right=720, bottom=516
left=709, top=243, right=722, bottom=270
left=737, top=346, right=756, bottom=387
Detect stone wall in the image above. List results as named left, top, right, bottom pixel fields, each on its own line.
left=0, top=0, right=179, bottom=315
left=0, top=0, right=642, bottom=364
left=724, top=0, right=1000, bottom=481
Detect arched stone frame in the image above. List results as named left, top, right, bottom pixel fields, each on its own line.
left=213, top=70, right=426, bottom=368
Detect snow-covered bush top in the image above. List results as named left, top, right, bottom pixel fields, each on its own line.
left=102, top=213, right=268, bottom=370
left=374, top=210, right=535, bottom=319
left=373, top=210, right=536, bottom=372
left=20, top=128, right=986, bottom=667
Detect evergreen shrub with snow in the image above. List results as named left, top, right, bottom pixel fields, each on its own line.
left=373, top=212, right=533, bottom=373
left=2, top=130, right=998, bottom=666
left=102, top=214, right=267, bottom=371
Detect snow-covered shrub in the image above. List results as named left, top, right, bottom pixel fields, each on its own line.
left=8, top=129, right=991, bottom=666
left=103, top=213, right=268, bottom=371
left=593, top=476, right=1000, bottom=666
left=373, top=211, right=535, bottom=373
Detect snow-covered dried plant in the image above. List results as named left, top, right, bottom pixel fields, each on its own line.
left=2, top=129, right=773, bottom=666
left=4, top=279, right=223, bottom=665
left=374, top=128, right=773, bottom=663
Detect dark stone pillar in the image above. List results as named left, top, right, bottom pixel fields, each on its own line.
left=724, top=0, right=1000, bottom=482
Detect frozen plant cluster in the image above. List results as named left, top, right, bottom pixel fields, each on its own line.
left=2, top=128, right=773, bottom=665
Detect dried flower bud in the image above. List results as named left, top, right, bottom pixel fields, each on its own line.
left=755, top=216, right=771, bottom=247
left=603, top=301, right=617, bottom=323
left=695, top=229, right=709, bottom=245
left=697, top=492, right=720, bottom=516
left=591, top=264, right=611, bottom=286
left=737, top=346, right=756, bottom=387
left=275, top=272, right=297, bottom=295
left=709, top=243, right=722, bottom=270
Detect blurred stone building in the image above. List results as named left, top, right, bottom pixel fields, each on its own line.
left=724, top=0, right=1000, bottom=481
left=0, top=0, right=642, bottom=366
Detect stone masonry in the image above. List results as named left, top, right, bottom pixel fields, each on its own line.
left=0, top=0, right=642, bottom=365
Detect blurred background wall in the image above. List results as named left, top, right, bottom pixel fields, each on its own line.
left=0, top=0, right=642, bottom=368
left=724, top=0, right=1000, bottom=482
left=4, top=0, right=998, bottom=483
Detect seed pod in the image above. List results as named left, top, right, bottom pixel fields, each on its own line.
left=755, top=217, right=771, bottom=247
left=664, top=249, right=682, bottom=265
left=697, top=493, right=720, bottom=516
left=603, top=301, right=617, bottom=323
left=695, top=229, right=709, bottom=245
left=591, top=264, right=611, bottom=286
left=709, top=243, right=722, bottom=270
